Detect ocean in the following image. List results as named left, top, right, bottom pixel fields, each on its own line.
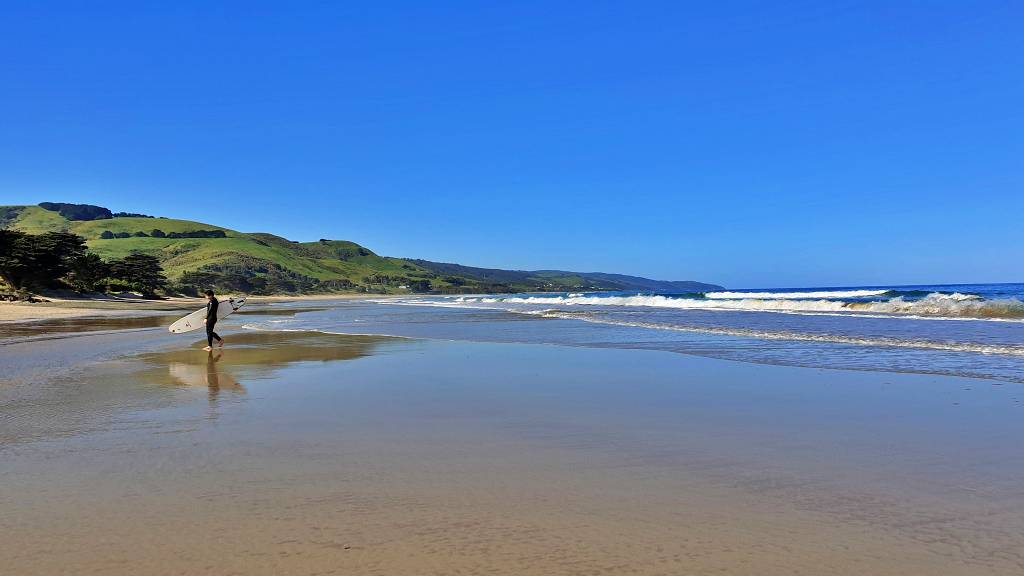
left=243, top=283, right=1024, bottom=383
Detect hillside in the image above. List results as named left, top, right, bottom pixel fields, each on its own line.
left=407, top=260, right=722, bottom=292
left=2, top=203, right=722, bottom=295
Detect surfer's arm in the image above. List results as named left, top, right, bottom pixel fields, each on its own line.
left=205, top=300, right=218, bottom=322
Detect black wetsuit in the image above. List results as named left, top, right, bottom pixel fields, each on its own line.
left=206, top=297, right=222, bottom=347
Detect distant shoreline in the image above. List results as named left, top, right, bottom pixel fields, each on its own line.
left=0, top=293, right=403, bottom=324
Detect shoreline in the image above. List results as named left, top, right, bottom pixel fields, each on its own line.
left=0, top=293, right=404, bottom=324
left=0, top=289, right=636, bottom=325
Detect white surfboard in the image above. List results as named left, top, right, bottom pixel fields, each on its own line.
left=168, top=297, right=247, bottom=334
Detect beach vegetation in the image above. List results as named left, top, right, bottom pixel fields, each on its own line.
left=407, top=279, right=432, bottom=292
left=0, top=228, right=171, bottom=297
left=0, top=230, right=87, bottom=290
left=107, top=253, right=167, bottom=297
left=67, top=253, right=111, bottom=292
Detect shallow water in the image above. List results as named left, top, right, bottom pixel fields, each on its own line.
left=241, top=294, right=1024, bottom=382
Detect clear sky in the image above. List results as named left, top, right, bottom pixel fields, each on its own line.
left=1, top=1, right=1021, bottom=288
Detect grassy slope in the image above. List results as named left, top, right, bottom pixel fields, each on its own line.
left=73, top=216, right=232, bottom=237
left=407, top=260, right=724, bottom=292
left=4, top=205, right=722, bottom=293
left=4, top=206, right=442, bottom=290
left=7, top=206, right=70, bottom=233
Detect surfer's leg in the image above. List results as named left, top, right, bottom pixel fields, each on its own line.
left=208, top=321, right=223, bottom=347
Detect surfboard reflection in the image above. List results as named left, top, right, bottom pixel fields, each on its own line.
left=144, top=332, right=395, bottom=401
left=168, top=352, right=246, bottom=398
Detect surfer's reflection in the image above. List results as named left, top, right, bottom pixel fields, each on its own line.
left=167, top=351, right=245, bottom=400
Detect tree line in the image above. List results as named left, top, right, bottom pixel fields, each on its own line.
left=38, top=202, right=113, bottom=221
left=0, top=230, right=168, bottom=297
left=37, top=202, right=155, bottom=221
left=99, top=229, right=226, bottom=239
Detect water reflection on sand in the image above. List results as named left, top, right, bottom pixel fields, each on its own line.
left=140, top=331, right=395, bottom=374
left=0, top=330, right=398, bottom=445
left=153, top=332, right=396, bottom=398
left=168, top=353, right=246, bottom=397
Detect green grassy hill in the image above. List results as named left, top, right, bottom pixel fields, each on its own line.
left=3, top=205, right=446, bottom=294
left=407, top=260, right=723, bottom=293
left=2, top=203, right=722, bottom=295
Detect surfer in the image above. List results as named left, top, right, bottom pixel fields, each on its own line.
left=202, top=289, right=224, bottom=351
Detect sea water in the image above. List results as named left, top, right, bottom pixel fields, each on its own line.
left=243, top=283, right=1024, bottom=383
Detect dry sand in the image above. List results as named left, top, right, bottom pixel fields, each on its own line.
left=0, top=301, right=151, bottom=322
left=0, top=292, right=403, bottom=323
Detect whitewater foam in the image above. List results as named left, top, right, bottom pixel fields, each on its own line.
left=447, top=292, right=1024, bottom=320
left=704, top=289, right=890, bottom=299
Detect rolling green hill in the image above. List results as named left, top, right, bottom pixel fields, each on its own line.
left=407, top=260, right=722, bottom=292
left=3, top=205, right=444, bottom=294
left=2, top=203, right=722, bottom=295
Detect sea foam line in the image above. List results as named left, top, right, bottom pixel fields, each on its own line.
left=704, top=289, right=890, bottom=299
left=532, top=311, right=1024, bottom=357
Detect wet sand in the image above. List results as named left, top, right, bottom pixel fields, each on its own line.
left=2, top=324, right=1024, bottom=574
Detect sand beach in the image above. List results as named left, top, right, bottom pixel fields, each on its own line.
left=2, top=300, right=1023, bottom=575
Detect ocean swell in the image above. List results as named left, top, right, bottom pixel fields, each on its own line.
left=456, top=293, right=1024, bottom=320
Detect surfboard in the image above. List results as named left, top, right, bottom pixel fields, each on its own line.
left=168, top=297, right=247, bottom=334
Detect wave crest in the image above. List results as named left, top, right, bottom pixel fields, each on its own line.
left=704, top=289, right=890, bottom=299
left=456, top=293, right=1024, bottom=320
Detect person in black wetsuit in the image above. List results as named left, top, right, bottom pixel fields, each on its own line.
left=202, top=289, right=224, bottom=351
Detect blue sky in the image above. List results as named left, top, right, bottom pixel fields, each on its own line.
left=1, top=1, right=1021, bottom=288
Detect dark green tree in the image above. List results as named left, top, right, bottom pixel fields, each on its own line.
left=150, top=229, right=166, bottom=238
left=0, top=230, right=87, bottom=290
left=34, top=232, right=88, bottom=284
left=109, top=253, right=167, bottom=297
left=0, top=230, right=32, bottom=289
left=408, top=279, right=433, bottom=292
left=99, top=230, right=115, bottom=239
left=67, top=253, right=111, bottom=292
left=38, top=202, right=112, bottom=221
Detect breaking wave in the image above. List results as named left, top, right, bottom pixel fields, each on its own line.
left=454, top=292, right=1024, bottom=320
left=704, top=288, right=983, bottom=301
left=704, top=289, right=890, bottom=299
